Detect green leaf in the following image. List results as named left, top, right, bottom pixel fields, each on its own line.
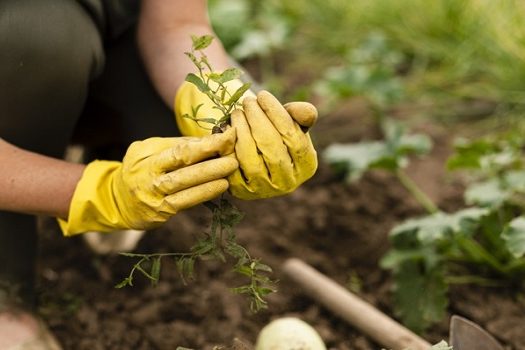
left=191, top=34, right=214, bottom=50
left=185, top=73, right=210, bottom=93
left=225, top=82, right=252, bottom=105
left=392, top=260, right=448, bottom=333
left=380, top=248, right=428, bottom=269
left=231, top=285, right=252, bottom=295
left=397, top=134, right=433, bottom=155
left=504, top=170, right=525, bottom=192
left=176, top=257, right=195, bottom=284
left=225, top=241, right=247, bottom=259
left=235, top=265, right=253, bottom=277
left=184, top=51, right=201, bottom=69
left=447, top=136, right=524, bottom=174
left=257, top=287, right=277, bottom=296
left=253, top=261, right=273, bottom=273
left=191, top=238, right=214, bottom=255
left=464, top=179, right=506, bottom=208
left=209, top=68, right=242, bottom=84
left=115, top=277, right=132, bottom=289
left=502, top=216, right=525, bottom=258
left=191, top=103, right=204, bottom=117
left=455, top=236, right=506, bottom=272
left=465, top=171, right=525, bottom=208
left=150, top=258, right=161, bottom=285
left=391, top=208, right=489, bottom=245
left=447, top=138, right=497, bottom=171
left=323, top=141, right=393, bottom=181
left=323, top=121, right=432, bottom=182
left=182, top=116, right=218, bottom=125
left=382, top=120, right=433, bottom=155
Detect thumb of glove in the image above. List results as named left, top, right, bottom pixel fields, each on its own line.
left=284, top=102, right=318, bottom=132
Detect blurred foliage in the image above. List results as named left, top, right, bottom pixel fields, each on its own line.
left=209, top=0, right=293, bottom=60
left=324, top=119, right=432, bottom=181
left=209, top=0, right=525, bottom=123
left=324, top=119, right=525, bottom=332
left=314, top=32, right=405, bottom=110
left=208, top=0, right=525, bottom=334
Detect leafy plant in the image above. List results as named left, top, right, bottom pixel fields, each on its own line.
left=315, top=32, right=405, bottom=112
left=324, top=120, right=525, bottom=332
left=182, top=35, right=252, bottom=133
left=324, top=119, right=435, bottom=212
left=209, top=0, right=292, bottom=60
left=117, top=35, right=275, bottom=313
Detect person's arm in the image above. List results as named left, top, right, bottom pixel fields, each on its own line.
left=137, top=0, right=319, bottom=200
left=137, top=0, right=229, bottom=108
left=0, top=138, right=84, bottom=219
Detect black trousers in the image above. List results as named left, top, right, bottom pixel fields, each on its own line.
left=0, top=0, right=178, bottom=306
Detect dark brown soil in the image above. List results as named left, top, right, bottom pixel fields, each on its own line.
left=37, top=105, right=525, bottom=349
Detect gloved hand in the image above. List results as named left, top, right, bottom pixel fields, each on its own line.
left=59, top=129, right=238, bottom=236
left=228, top=91, right=318, bottom=199
left=175, top=81, right=318, bottom=199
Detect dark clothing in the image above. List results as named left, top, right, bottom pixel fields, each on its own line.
left=77, top=0, right=140, bottom=41
left=0, top=0, right=177, bottom=305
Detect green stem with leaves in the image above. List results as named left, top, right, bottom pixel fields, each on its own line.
left=117, top=35, right=275, bottom=312
left=117, top=198, right=276, bottom=312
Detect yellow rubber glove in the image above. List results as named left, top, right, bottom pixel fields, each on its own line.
left=228, top=91, right=318, bottom=199
left=175, top=79, right=255, bottom=137
left=59, top=129, right=238, bottom=236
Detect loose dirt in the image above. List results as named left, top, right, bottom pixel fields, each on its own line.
left=37, top=106, right=525, bottom=349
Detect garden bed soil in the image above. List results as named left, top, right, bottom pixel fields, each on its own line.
left=37, top=105, right=525, bottom=349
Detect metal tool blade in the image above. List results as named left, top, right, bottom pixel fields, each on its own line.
left=449, top=315, right=504, bottom=350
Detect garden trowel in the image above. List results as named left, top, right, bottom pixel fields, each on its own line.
left=283, top=258, right=506, bottom=350
left=449, top=315, right=504, bottom=350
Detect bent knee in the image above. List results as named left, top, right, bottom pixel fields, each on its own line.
left=0, top=0, right=104, bottom=85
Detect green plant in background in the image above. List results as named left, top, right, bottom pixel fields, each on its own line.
left=324, top=119, right=435, bottom=212
left=118, top=35, right=275, bottom=313
left=314, top=32, right=405, bottom=114
left=209, top=0, right=292, bottom=60
left=209, top=0, right=525, bottom=125
left=208, top=0, right=296, bottom=94
left=324, top=119, right=525, bottom=333
left=310, top=0, right=525, bottom=118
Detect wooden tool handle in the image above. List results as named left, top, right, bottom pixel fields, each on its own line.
left=283, top=258, right=431, bottom=350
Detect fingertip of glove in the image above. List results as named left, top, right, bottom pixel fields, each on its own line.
left=225, top=156, right=239, bottom=171
left=209, top=127, right=236, bottom=155
left=213, top=178, right=230, bottom=192
left=209, top=126, right=236, bottom=139
left=256, top=90, right=278, bottom=105
left=256, top=90, right=273, bottom=99
left=222, top=126, right=237, bottom=142
left=284, top=102, right=318, bottom=128
left=242, top=95, right=258, bottom=108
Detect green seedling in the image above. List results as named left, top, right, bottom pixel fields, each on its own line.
left=182, top=34, right=251, bottom=133
left=117, top=35, right=275, bottom=313
left=324, top=120, right=525, bottom=332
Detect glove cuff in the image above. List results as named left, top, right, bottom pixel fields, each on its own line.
left=58, top=160, right=126, bottom=236
left=174, top=78, right=255, bottom=137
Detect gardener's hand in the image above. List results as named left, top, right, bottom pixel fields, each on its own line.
left=59, top=129, right=238, bottom=236
left=228, top=91, right=318, bottom=199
